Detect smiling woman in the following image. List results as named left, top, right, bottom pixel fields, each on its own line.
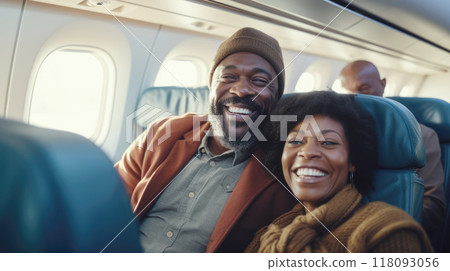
left=245, top=91, right=433, bottom=253
left=282, top=115, right=355, bottom=211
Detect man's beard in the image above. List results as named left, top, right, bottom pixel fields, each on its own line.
left=208, top=96, right=263, bottom=153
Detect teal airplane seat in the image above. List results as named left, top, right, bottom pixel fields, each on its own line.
left=0, top=119, right=141, bottom=252
left=136, top=86, right=209, bottom=128
left=388, top=96, right=450, bottom=252
left=354, top=94, right=426, bottom=222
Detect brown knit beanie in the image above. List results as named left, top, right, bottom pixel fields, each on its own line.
left=209, top=27, right=285, bottom=97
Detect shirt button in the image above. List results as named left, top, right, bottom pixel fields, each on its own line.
left=210, top=161, right=215, bottom=167
left=226, top=185, right=231, bottom=190
left=188, top=192, right=195, bottom=198
left=166, top=231, right=173, bottom=238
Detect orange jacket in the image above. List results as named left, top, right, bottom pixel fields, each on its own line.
left=115, top=113, right=296, bottom=252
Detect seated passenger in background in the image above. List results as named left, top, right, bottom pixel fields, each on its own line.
left=245, top=91, right=433, bottom=253
left=339, top=60, right=446, bottom=239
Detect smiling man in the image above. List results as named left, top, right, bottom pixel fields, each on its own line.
left=115, top=27, right=296, bottom=252
left=208, top=52, right=279, bottom=154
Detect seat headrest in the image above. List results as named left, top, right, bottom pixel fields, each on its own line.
left=388, top=96, right=450, bottom=143
left=136, top=86, right=210, bottom=128
left=280, top=93, right=425, bottom=169
left=355, top=94, right=425, bottom=169
left=0, top=119, right=141, bottom=252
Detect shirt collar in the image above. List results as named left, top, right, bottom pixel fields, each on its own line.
left=197, top=129, right=252, bottom=166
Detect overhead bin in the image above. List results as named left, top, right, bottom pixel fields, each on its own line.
left=30, top=0, right=450, bottom=72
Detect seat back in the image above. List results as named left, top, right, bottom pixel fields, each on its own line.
left=0, top=119, right=141, bottom=252
left=136, top=86, right=210, bottom=129
left=354, top=94, right=426, bottom=222
left=388, top=96, right=450, bottom=252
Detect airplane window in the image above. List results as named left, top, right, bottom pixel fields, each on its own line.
left=154, top=58, right=202, bottom=87
left=400, top=85, right=415, bottom=96
left=331, top=79, right=349, bottom=94
left=294, top=72, right=315, bottom=92
left=384, top=83, right=395, bottom=96
left=28, top=47, right=115, bottom=143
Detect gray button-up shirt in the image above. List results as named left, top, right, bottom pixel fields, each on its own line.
left=139, top=134, right=250, bottom=252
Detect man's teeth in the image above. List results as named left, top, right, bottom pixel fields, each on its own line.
left=296, top=168, right=326, bottom=177
left=228, top=106, right=253, bottom=115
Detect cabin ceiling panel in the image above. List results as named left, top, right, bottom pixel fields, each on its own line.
left=379, top=6, right=449, bottom=42
left=339, top=0, right=400, bottom=14
left=251, top=0, right=364, bottom=31
left=404, top=41, right=450, bottom=68
left=31, top=0, right=240, bottom=38
left=343, top=19, right=417, bottom=51
left=30, top=0, right=450, bottom=74
left=201, top=0, right=450, bottom=72
left=436, top=35, right=450, bottom=53
left=350, top=0, right=450, bottom=50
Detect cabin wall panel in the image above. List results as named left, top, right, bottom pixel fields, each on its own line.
left=7, top=1, right=83, bottom=121
left=0, top=0, right=25, bottom=117
left=282, top=51, right=316, bottom=93
left=283, top=52, right=348, bottom=93
left=419, top=73, right=450, bottom=102
left=140, top=25, right=222, bottom=90
left=375, top=67, right=425, bottom=97
left=104, top=21, right=160, bottom=161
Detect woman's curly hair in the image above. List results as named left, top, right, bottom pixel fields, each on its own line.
left=262, top=90, right=378, bottom=194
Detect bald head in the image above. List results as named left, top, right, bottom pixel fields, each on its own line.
left=339, top=60, right=386, bottom=97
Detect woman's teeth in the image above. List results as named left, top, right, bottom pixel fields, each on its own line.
left=296, top=168, right=326, bottom=177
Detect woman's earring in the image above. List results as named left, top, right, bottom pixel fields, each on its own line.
left=349, top=171, right=354, bottom=185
